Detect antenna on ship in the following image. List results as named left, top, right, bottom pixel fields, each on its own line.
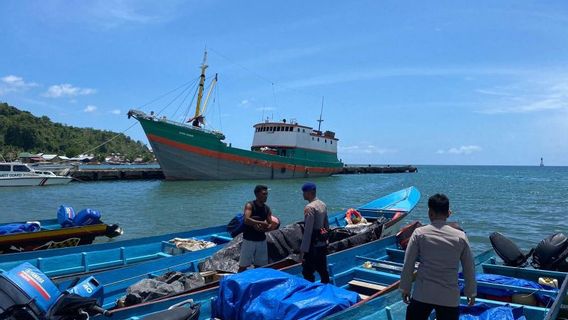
left=317, top=96, right=324, bottom=132
left=540, top=157, right=544, bottom=167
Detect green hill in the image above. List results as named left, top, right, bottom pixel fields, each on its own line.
left=0, top=102, right=153, bottom=162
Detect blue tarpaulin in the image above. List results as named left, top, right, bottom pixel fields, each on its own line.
left=459, top=303, right=526, bottom=320
left=459, top=273, right=558, bottom=305
left=212, top=268, right=359, bottom=320
left=0, top=222, right=41, bottom=235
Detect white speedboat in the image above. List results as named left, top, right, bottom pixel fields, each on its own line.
left=0, top=162, right=73, bottom=187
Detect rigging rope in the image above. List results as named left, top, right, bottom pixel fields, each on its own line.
left=74, top=77, right=200, bottom=158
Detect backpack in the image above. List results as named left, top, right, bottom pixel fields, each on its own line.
left=226, top=213, right=245, bottom=238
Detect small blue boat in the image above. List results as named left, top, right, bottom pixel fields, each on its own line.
left=99, top=236, right=568, bottom=320
left=50, top=187, right=419, bottom=309
left=0, top=187, right=421, bottom=320
left=0, top=186, right=419, bottom=280
left=325, top=245, right=568, bottom=320
left=0, top=218, right=122, bottom=254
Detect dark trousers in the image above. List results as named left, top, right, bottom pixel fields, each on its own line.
left=406, top=299, right=459, bottom=320
left=302, top=245, right=330, bottom=284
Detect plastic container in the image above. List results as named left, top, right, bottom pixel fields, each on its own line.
left=73, top=208, right=101, bottom=226
left=512, top=293, right=537, bottom=306
left=538, top=277, right=559, bottom=288
left=57, top=205, right=75, bottom=227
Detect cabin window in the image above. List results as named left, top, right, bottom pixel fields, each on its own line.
left=325, top=139, right=327, bottom=143
left=297, top=128, right=300, bottom=132
left=13, top=165, right=31, bottom=172
left=277, top=127, right=281, bottom=132
left=0, top=165, right=10, bottom=171
left=312, top=137, right=314, bottom=140
left=317, top=138, right=320, bottom=142
left=302, top=129, right=305, bottom=133
left=331, top=141, right=333, bottom=144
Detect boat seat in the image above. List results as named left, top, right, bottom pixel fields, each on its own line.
left=211, top=235, right=232, bottom=242
left=358, top=293, right=369, bottom=300
left=348, top=279, right=387, bottom=291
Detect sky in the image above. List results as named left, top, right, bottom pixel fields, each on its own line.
left=1, top=1, right=567, bottom=166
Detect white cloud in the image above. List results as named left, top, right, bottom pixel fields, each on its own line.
left=477, top=76, right=568, bottom=114
left=84, top=105, right=97, bottom=113
left=44, top=84, right=96, bottom=98
left=282, top=66, right=528, bottom=90
left=110, top=109, right=121, bottom=115
left=240, top=99, right=250, bottom=106
left=437, top=145, right=482, bottom=155
left=340, top=144, right=396, bottom=155
left=0, top=75, right=38, bottom=95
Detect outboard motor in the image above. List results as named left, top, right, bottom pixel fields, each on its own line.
left=531, top=233, right=568, bottom=272
left=0, top=263, right=107, bottom=320
left=489, top=232, right=533, bottom=267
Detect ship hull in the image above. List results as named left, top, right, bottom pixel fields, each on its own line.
left=148, top=137, right=340, bottom=180
left=132, top=114, right=342, bottom=180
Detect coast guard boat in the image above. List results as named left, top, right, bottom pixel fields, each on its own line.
left=0, top=162, right=72, bottom=187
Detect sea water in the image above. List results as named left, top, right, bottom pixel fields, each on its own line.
left=1, top=165, right=567, bottom=255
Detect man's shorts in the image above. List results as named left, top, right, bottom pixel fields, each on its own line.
left=239, top=239, right=268, bottom=267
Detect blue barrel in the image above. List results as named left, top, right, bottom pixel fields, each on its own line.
left=73, top=208, right=101, bottom=226
left=57, top=205, right=75, bottom=227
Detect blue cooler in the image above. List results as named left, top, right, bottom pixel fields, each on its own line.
left=73, top=208, right=101, bottom=226
left=57, top=205, right=76, bottom=227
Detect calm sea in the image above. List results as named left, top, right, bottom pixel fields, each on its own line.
left=1, top=165, right=567, bottom=255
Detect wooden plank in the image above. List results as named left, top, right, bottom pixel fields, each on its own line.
left=348, top=280, right=387, bottom=291
left=358, top=293, right=369, bottom=300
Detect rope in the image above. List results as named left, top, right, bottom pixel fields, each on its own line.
left=73, top=78, right=201, bottom=158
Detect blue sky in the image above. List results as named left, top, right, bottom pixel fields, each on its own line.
left=1, top=1, right=567, bottom=165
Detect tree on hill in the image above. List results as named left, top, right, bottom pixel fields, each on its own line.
left=0, top=102, right=153, bottom=162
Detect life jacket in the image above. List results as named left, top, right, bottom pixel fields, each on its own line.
left=345, top=208, right=363, bottom=224
left=489, top=232, right=533, bottom=267
left=531, top=233, right=568, bottom=271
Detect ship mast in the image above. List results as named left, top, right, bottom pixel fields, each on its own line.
left=317, top=96, right=324, bottom=132
left=193, top=51, right=208, bottom=119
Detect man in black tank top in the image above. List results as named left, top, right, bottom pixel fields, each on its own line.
left=238, top=185, right=274, bottom=272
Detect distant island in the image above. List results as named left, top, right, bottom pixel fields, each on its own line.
left=0, top=102, right=153, bottom=163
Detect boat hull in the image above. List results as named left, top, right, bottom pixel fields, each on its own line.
left=149, top=137, right=340, bottom=180
left=0, top=223, right=118, bottom=254
left=133, top=113, right=343, bottom=181
left=0, top=176, right=72, bottom=187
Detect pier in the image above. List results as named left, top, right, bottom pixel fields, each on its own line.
left=71, top=167, right=165, bottom=181
left=70, top=165, right=416, bottom=181
left=340, top=165, right=417, bottom=174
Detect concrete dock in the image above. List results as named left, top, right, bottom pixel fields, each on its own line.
left=70, top=165, right=416, bottom=181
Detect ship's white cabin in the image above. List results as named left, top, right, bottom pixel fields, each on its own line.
left=251, top=119, right=338, bottom=156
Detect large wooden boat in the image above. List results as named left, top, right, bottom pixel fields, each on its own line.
left=128, top=52, right=343, bottom=180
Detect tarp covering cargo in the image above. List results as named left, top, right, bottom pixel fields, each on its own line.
left=459, top=274, right=557, bottom=305
left=212, top=268, right=359, bottom=320
left=200, top=220, right=385, bottom=273
left=118, top=271, right=205, bottom=306
left=459, top=303, right=527, bottom=320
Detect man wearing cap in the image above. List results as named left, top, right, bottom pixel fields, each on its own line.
left=238, top=185, right=273, bottom=272
left=299, top=182, right=330, bottom=283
